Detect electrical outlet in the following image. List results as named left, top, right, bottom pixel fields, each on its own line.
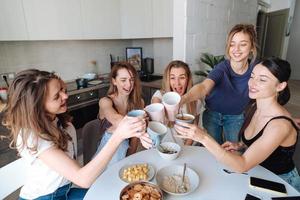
left=1, top=72, right=15, bottom=80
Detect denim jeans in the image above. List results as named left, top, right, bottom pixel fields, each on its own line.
left=278, top=167, right=300, bottom=192
left=202, top=109, right=244, bottom=144
left=95, top=131, right=129, bottom=166
left=19, top=184, right=87, bottom=200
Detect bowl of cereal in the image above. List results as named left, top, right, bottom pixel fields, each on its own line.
left=120, top=181, right=163, bottom=200
left=119, top=163, right=155, bottom=183
left=156, top=165, right=199, bottom=196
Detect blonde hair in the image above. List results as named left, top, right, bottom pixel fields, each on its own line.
left=161, top=60, right=196, bottom=115
left=225, top=24, right=258, bottom=63
left=3, top=69, right=71, bottom=153
left=108, top=62, right=144, bottom=111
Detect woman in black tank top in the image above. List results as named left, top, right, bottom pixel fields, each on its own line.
left=174, top=57, right=300, bottom=192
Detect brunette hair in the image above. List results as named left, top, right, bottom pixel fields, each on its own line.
left=3, top=69, right=71, bottom=152
left=225, top=23, right=258, bottom=63
left=161, top=60, right=196, bottom=115
left=239, top=57, right=292, bottom=139
left=107, top=62, right=143, bottom=111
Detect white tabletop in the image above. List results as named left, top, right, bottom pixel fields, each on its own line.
left=84, top=146, right=299, bottom=200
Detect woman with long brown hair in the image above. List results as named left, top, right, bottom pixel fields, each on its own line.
left=3, top=69, right=151, bottom=199
left=151, top=60, right=202, bottom=145
left=95, top=62, right=145, bottom=165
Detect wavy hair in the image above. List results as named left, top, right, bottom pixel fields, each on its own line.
left=107, top=62, right=143, bottom=111
left=161, top=60, right=196, bottom=115
left=3, top=69, right=71, bottom=153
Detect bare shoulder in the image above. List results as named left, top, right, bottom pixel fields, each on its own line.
left=99, top=96, right=113, bottom=107
left=264, top=116, right=296, bottom=137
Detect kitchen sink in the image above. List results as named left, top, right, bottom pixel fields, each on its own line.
left=140, top=74, right=163, bottom=82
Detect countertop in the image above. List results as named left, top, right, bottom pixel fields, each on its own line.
left=66, top=78, right=162, bottom=96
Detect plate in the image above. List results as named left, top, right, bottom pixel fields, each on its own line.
left=119, top=163, right=155, bottom=183
left=156, top=165, right=199, bottom=196
left=88, top=80, right=103, bottom=85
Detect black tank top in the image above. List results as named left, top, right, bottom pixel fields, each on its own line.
left=241, top=116, right=299, bottom=175
left=98, top=96, right=116, bottom=132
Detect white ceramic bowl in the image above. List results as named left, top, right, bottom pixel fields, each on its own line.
left=82, top=73, right=97, bottom=80
left=156, top=165, right=199, bottom=196
left=157, top=142, right=181, bottom=160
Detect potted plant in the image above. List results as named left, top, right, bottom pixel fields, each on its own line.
left=195, top=53, right=225, bottom=77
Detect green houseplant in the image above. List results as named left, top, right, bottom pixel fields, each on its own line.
left=195, top=53, right=225, bottom=77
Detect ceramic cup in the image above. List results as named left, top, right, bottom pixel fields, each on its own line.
left=127, top=109, right=146, bottom=117
left=175, top=113, right=195, bottom=124
left=0, top=88, right=8, bottom=101
left=144, top=103, right=165, bottom=123
left=162, top=92, right=181, bottom=122
left=147, top=121, right=168, bottom=147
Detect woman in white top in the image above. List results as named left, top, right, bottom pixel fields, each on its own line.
left=151, top=60, right=202, bottom=145
left=3, top=69, right=151, bottom=200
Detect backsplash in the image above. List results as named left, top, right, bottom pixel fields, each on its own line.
left=0, top=38, right=172, bottom=81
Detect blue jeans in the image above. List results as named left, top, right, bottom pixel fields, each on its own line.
left=202, top=109, right=244, bottom=144
left=19, top=184, right=87, bottom=200
left=95, top=131, right=129, bottom=166
left=278, top=167, right=300, bottom=192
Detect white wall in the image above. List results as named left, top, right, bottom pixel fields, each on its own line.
left=0, top=38, right=173, bottom=82
left=287, top=0, right=300, bottom=79
left=173, top=0, right=258, bottom=72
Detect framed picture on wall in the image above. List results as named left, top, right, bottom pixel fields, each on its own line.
left=126, top=47, right=143, bottom=71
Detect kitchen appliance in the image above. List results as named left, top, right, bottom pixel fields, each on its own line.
left=142, top=57, right=154, bottom=75
left=139, top=57, right=162, bottom=82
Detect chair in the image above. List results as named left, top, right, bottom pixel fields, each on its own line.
left=82, top=119, right=105, bottom=165
left=0, top=158, right=29, bottom=199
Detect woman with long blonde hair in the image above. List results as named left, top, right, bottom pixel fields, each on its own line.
left=152, top=60, right=202, bottom=145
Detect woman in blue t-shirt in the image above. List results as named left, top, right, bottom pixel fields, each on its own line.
left=181, top=24, right=258, bottom=144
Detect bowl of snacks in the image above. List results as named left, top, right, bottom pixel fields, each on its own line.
left=120, top=181, right=163, bottom=200
left=157, top=142, right=181, bottom=161
left=156, top=165, right=199, bottom=196
left=119, top=163, right=155, bottom=183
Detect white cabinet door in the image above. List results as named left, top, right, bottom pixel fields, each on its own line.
left=81, top=0, right=121, bottom=39
left=23, top=0, right=82, bottom=40
left=120, top=0, right=153, bottom=38
left=153, top=0, right=173, bottom=38
left=0, top=0, right=28, bottom=40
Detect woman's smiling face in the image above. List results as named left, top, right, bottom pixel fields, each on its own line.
left=113, top=68, right=135, bottom=96
left=169, top=67, right=188, bottom=96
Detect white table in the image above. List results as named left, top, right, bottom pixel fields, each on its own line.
left=84, top=146, right=299, bottom=200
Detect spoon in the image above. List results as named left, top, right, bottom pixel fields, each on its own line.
left=223, top=169, right=248, bottom=175
left=178, top=163, right=187, bottom=193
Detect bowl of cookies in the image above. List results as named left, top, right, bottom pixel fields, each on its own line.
left=120, top=181, right=163, bottom=200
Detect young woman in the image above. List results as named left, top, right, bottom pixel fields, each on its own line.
left=95, top=62, right=145, bottom=164
left=3, top=69, right=151, bottom=199
left=175, top=58, right=300, bottom=191
left=180, top=24, right=258, bottom=144
left=151, top=60, right=202, bottom=145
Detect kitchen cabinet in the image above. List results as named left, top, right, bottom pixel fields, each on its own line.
left=120, top=0, right=153, bottom=38
left=0, top=0, right=28, bottom=40
left=81, top=0, right=121, bottom=39
left=142, top=85, right=158, bottom=106
left=152, top=0, right=173, bottom=37
left=23, top=0, right=82, bottom=40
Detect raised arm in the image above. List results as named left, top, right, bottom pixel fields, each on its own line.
left=39, top=116, right=147, bottom=188
left=181, top=79, right=215, bottom=105
left=175, top=119, right=294, bottom=173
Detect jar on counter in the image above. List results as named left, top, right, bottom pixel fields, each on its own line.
left=0, top=87, right=8, bottom=102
